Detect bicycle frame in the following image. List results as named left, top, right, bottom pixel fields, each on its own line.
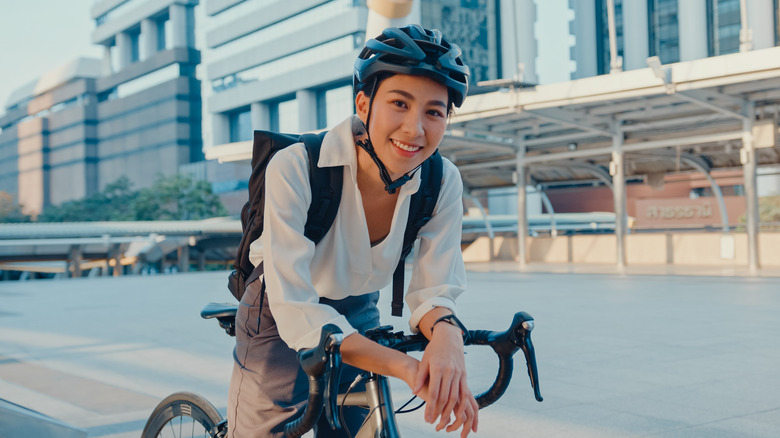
left=339, top=373, right=400, bottom=437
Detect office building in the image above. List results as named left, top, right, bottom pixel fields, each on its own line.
left=571, top=0, right=780, bottom=77
left=0, top=0, right=203, bottom=217
left=202, top=0, right=536, bottom=214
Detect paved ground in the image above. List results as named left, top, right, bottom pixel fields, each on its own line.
left=1, top=266, right=779, bottom=437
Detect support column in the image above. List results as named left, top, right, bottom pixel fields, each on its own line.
left=116, top=32, right=132, bottom=70
left=68, top=245, right=83, bottom=278
left=141, top=19, right=159, bottom=60
left=366, top=0, right=415, bottom=39
left=296, top=90, right=318, bottom=132
left=742, top=102, right=760, bottom=271
left=110, top=243, right=122, bottom=277
left=516, top=143, right=528, bottom=269
left=622, top=0, right=649, bottom=70
left=212, top=113, right=230, bottom=145
left=197, top=251, right=206, bottom=272
left=178, top=244, right=190, bottom=273
left=170, top=4, right=188, bottom=48
left=611, top=129, right=627, bottom=269
left=747, top=0, right=775, bottom=50
left=250, top=102, right=271, bottom=131
left=678, top=0, right=708, bottom=61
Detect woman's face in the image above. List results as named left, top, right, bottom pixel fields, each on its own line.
left=356, top=74, right=449, bottom=179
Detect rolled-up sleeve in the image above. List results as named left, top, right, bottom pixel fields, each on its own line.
left=262, top=146, right=357, bottom=351
left=406, top=159, right=467, bottom=332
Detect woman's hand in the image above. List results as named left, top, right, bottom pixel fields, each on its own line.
left=410, top=311, right=479, bottom=437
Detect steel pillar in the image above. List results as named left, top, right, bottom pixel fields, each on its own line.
left=516, top=144, right=528, bottom=269
left=611, top=130, right=627, bottom=269
left=742, top=102, right=760, bottom=271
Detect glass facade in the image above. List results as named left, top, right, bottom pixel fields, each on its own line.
left=648, top=0, right=680, bottom=64
left=707, top=0, right=741, bottom=56
left=420, top=0, right=501, bottom=85
left=595, top=0, right=624, bottom=75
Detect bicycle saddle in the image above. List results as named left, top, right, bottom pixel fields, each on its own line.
left=200, top=302, right=238, bottom=319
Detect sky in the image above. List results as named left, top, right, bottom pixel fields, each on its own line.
left=0, top=0, right=572, bottom=112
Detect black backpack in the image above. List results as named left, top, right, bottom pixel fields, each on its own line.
left=228, top=130, right=443, bottom=317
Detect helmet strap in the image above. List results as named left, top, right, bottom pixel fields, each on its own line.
left=356, top=77, right=417, bottom=195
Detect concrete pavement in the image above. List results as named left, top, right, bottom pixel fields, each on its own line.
left=0, top=267, right=778, bottom=437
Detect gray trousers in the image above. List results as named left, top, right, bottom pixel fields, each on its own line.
left=227, top=270, right=380, bottom=437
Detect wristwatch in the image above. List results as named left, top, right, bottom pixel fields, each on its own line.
left=431, top=314, right=469, bottom=342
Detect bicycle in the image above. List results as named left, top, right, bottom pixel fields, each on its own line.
left=141, top=302, right=543, bottom=438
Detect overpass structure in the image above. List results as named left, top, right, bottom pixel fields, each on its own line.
left=442, top=46, right=780, bottom=271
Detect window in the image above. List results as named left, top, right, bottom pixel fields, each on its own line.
left=319, top=85, right=353, bottom=129
left=707, top=0, right=741, bottom=56
left=129, top=29, right=141, bottom=63
left=158, top=17, right=169, bottom=51
left=595, top=0, right=624, bottom=75
left=648, top=0, right=680, bottom=64
left=277, top=100, right=299, bottom=133
left=229, top=109, right=252, bottom=142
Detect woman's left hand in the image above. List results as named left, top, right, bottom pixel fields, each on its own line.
left=413, top=319, right=479, bottom=437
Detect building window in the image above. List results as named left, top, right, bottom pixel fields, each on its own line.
left=229, top=109, right=252, bottom=142
left=420, top=0, right=500, bottom=84
left=648, top=0, right=680, bottom=64
left=158, top=16, right=169, bottom=51
left=707, top=0, right=741, bottom=56
left=319, top=85, right=353, bottom=130
left=775, top=0, right=780, bottom=45
left=595, top=0, right=624, bottom=75
left=129, top=29, right=141, bottom=63
left=271, top=99, right=299, bottom=133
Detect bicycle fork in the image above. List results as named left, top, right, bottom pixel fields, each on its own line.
left=340, top=373, right=401, bottom=437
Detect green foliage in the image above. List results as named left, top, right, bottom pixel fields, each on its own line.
left=0, top=191, right=31, bottom=223
left=36, top=174, right=227, bottom=222
left=758, top=195, right=780, bottom=230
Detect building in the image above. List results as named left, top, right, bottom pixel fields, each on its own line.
left=0, top=0, right=203, bottom=217
left=0, top=59, right=102, bottom=214
left=571, top=0, right=780, bottom=77
left=201, top=0, right=535, bottom=170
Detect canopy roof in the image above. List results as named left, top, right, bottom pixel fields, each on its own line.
left=443, top=47, right=780, bottom=192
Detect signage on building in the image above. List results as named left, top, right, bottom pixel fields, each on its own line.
left=635, top=197, right=747, bottom=228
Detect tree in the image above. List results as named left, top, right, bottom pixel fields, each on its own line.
left=37, top=174, right=227, bottom=222
left=0, top=191, right=31, bottom=223
left=132, top=173, right=227, bottom=220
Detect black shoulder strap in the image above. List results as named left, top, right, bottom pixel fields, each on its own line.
left=302, top=132, right=342, bottom=244
left=391, top=151, right=444, bottom=317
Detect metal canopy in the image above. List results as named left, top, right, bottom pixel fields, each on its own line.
left=443, top=47, right=780, bottom=271
left=443, top=47, right=780, bottom=192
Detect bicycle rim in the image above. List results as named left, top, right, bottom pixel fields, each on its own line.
left=141, top=392, right=223, bottom=438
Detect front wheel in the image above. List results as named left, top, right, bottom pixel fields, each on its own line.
left=141, top=392, right=225, bottom=438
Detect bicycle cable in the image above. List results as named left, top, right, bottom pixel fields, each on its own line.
left=395, top=395, right=426, bottom=414
left=340, top=372, right=368, bottom=438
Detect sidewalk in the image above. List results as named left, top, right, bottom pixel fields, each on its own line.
left=0, top=268, right=778, bottom=437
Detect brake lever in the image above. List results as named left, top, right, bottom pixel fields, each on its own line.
left=323, top=334, right=343, bottom=430
left=513, top=312, right=543, bottom=402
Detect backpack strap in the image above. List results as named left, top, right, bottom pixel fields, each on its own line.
left=391, top=151, right=444, bottom=317
left=302, top=132, right=342, bottom=244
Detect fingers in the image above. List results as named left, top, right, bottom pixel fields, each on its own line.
left=435, top=378, right=459, bottom=431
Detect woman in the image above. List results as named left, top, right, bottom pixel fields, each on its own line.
left=228, top=25, right=476, bottom=437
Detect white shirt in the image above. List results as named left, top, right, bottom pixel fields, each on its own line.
left=249, top=115, right=467, bottom=351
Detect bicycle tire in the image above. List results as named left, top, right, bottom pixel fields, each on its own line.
left=141, top=391, right=224, bottom=438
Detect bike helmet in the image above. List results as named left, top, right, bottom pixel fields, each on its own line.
left=354, top=25, right=470, bottom=108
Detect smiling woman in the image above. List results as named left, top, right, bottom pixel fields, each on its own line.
left=227, top=25, right=478, bottom=438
